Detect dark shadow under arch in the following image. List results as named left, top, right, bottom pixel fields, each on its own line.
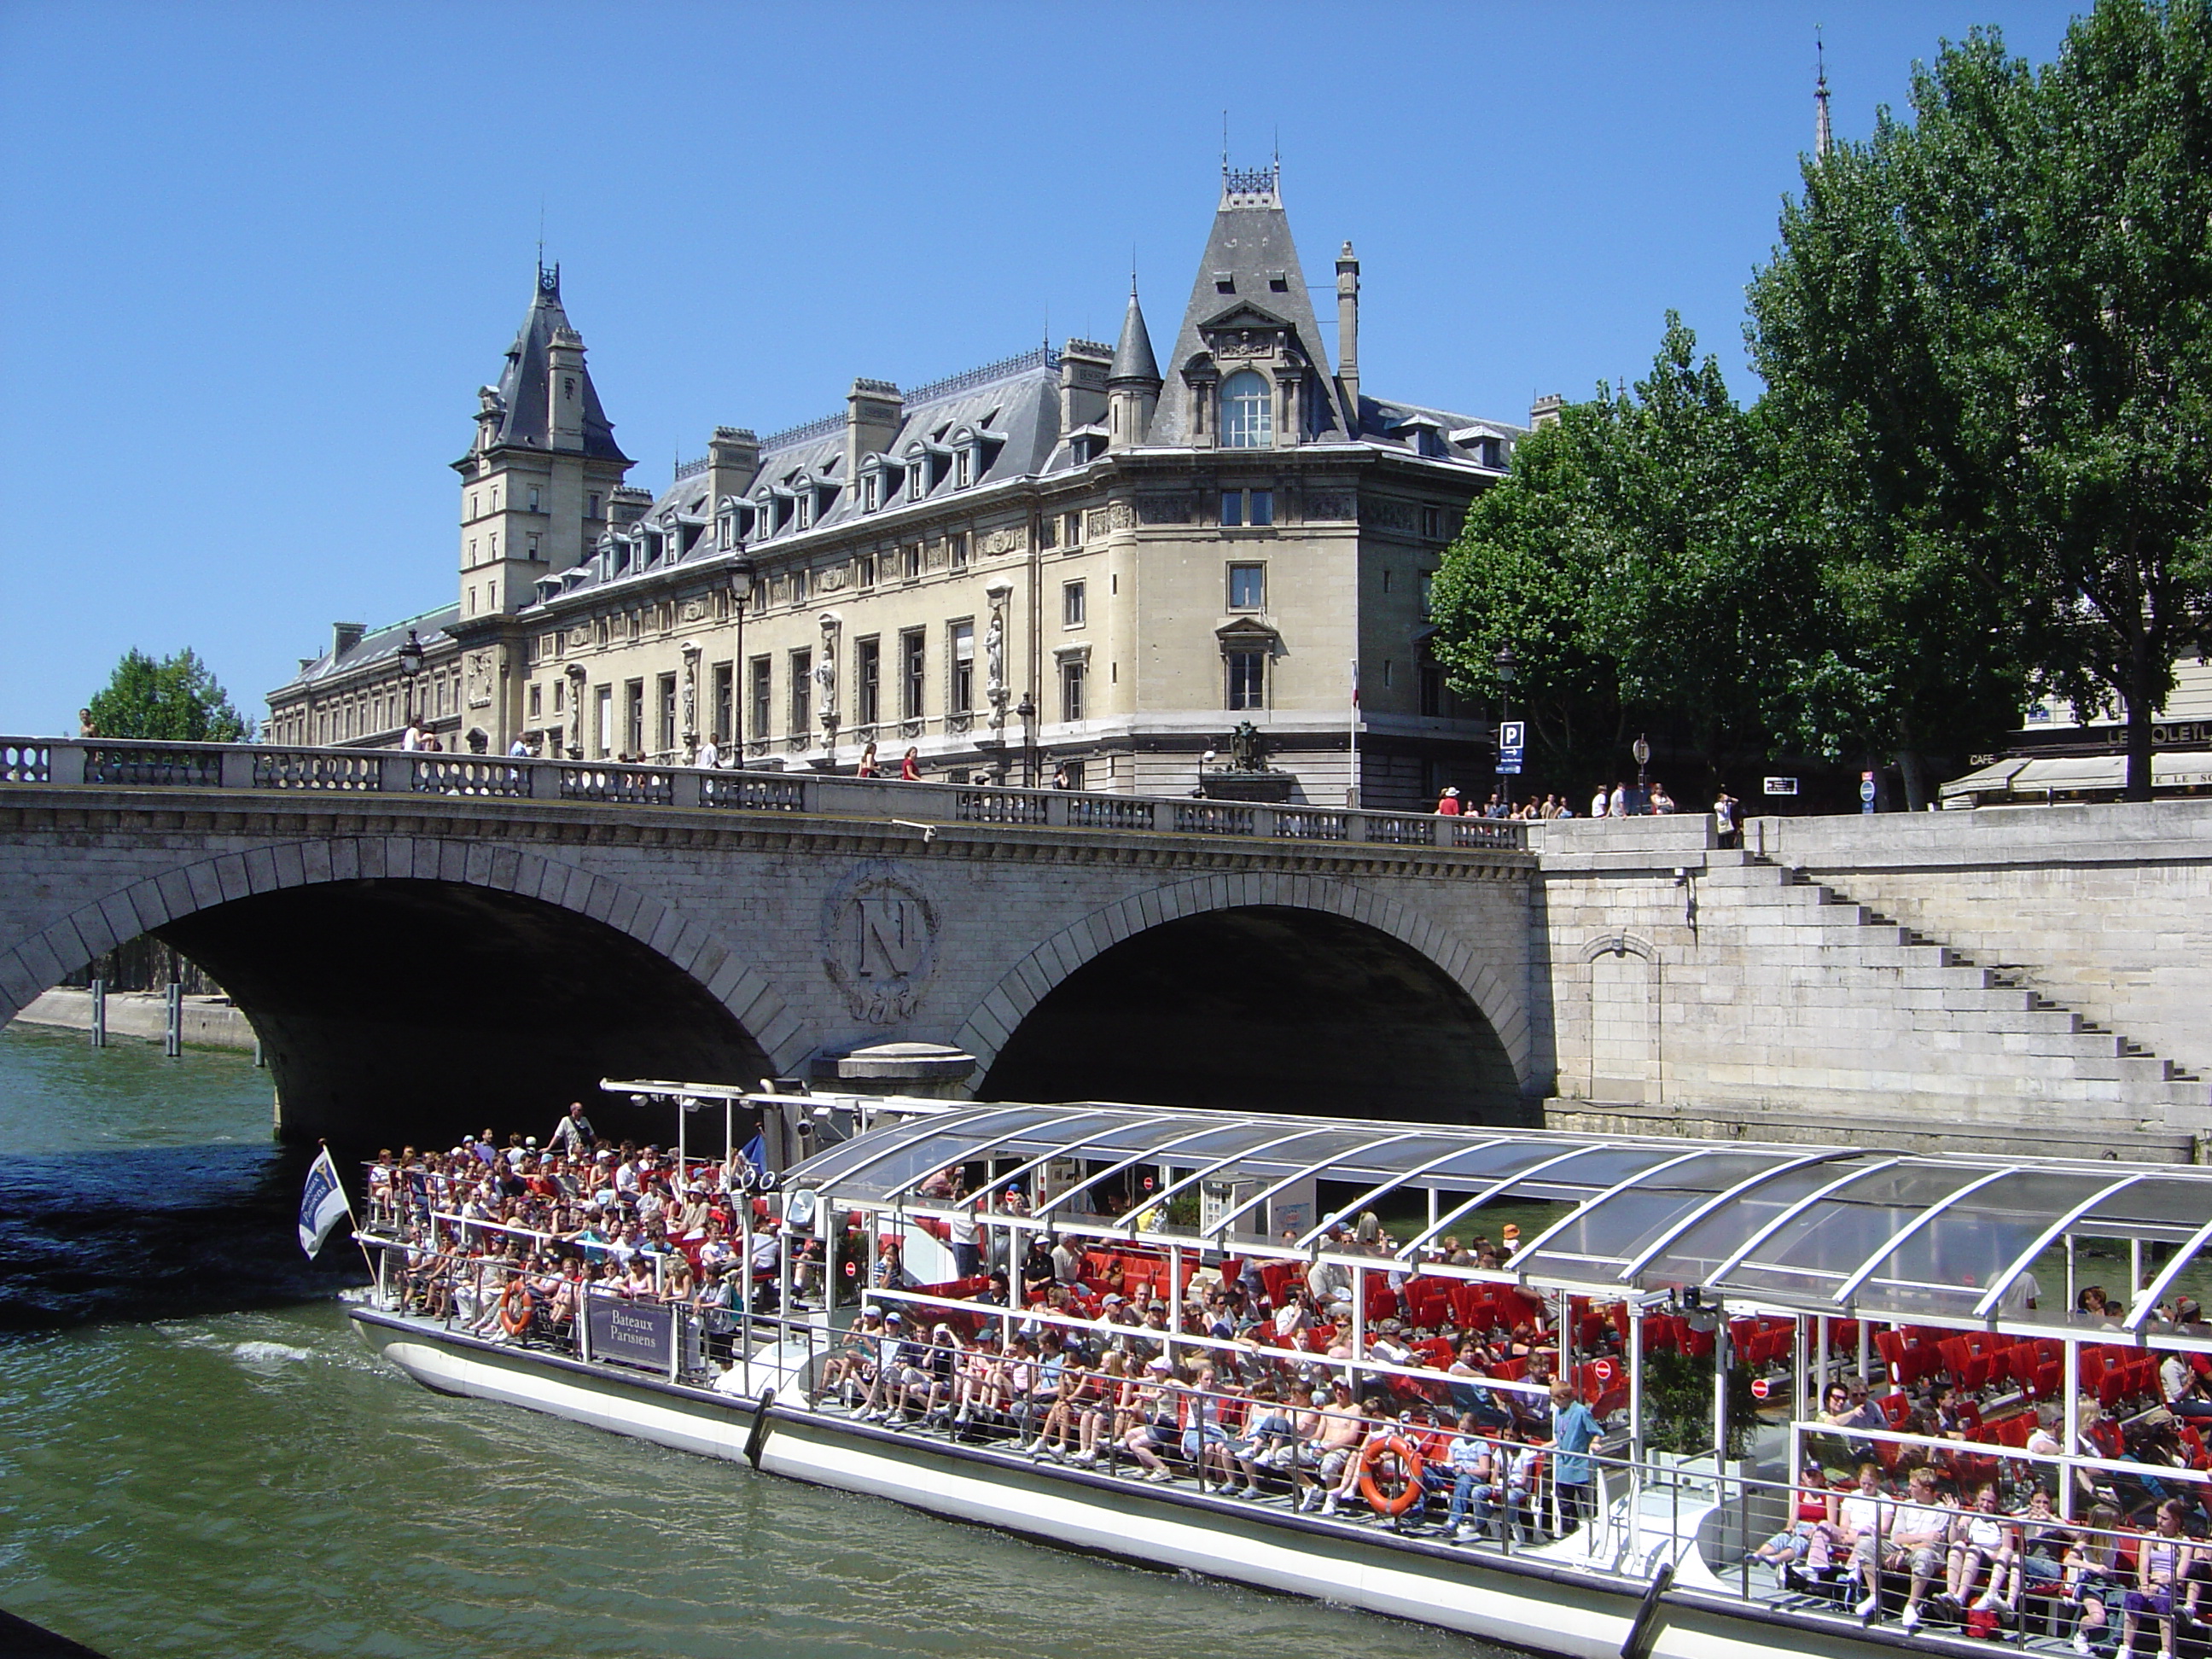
left=154, top=879, right=771, bottom=1149
left=979, top=905, right=1525, bottom=1123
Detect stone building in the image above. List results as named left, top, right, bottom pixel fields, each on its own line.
left=266, top=167, right=1535, bottom=807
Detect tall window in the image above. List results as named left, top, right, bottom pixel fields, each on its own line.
left=1226, top=649, right=1266, bottom=710
left=1060, top=658, right=1086, bottom=722
left=856, top=637, right=881, bottom=726
left=711, top=662, right=733, bottom=742
left=1228, top=563, right=1266, bottom=609
left=900, top=629, right=926, bottom=719
left=624, top=679, right=644, bottom=756
left=596, top=685, right=614, bottom=757
left=748, top=657, right=771, bottom=741
left=950, top=621, right=975, bottom=713
left=903, top=544, right=922, bottom=580
left=1221, top=370, right=1272, bottom=448
left=950, top=533, right=968, bottom=571
left=1062, top=580, right=1086, bottom=627
left=789, top=649, right=812, bottom=735
left=657, top=673, right=677, bottom=753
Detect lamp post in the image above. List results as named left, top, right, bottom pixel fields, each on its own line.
left=1015, top=694, right=1037, bottom=788
left=1633, top=733, right=1650, bottom=806
left=1493, top=644, right=1517, bottom=812
left=729, top=558, right=754, bottom=763
left=397, top=628, right=425, bottom=737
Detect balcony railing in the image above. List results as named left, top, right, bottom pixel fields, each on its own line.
left=0, top=736, right=1532, bottom=853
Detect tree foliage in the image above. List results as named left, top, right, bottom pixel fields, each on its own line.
left=1435, top=0, right=2212, bottom=804
left=1751, top=0, right=2212, bottom=799
left=85, top=649, right=253, bottom=742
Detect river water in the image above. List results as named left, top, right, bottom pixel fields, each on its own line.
left=0, top=1023, right=1503, bottom=1658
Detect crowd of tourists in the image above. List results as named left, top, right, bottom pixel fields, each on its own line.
left=368, top=1109, right=2212, bottom=1642
left=1433, top=782, right=1741, bottom=826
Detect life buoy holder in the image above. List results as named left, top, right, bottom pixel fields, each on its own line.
left=1357, top=1434, right=1425, bottom=1516
left=498, top=1278, right=535, bottom=1337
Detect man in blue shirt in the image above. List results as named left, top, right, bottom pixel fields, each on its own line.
left=1548, top=1381, right=1603, bottom=1536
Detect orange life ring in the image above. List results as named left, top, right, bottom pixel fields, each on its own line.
left=498, top=1278, right=535, bottom=1336
left=1357, top=1434, right=1425, bottom=1516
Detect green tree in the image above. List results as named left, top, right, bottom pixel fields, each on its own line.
left=85, top=648, right=254, bottom=742
left=1749, top=0, right=2212, bottom=800
left=1429, top=317, right=1802, bottom=793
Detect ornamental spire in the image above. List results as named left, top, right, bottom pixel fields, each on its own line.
left=1814, top=31, right=1833, bottom=160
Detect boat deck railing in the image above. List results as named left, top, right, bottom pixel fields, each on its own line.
left=353, top=1222, right=2141, bottom=1653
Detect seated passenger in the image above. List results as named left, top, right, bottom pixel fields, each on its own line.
left=2121, top=1496, right=2196, bottom=1656
left=2064, top=1502, right=2125, bottom=1653
left=1441, top=1412, right=1495, bottom=1540
left=1945, top=1481, right=2018, bottom=1612
left=1296, top=1379, right=1365, bottom=1512
left=1852, top=1464, right=1949, bottom=1632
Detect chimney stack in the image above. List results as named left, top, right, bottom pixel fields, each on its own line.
left=1336, top=242, right=1361, bottom=425
left=845, top=381, right=902, bottom=485
left=1059, top=341, right=1112, bottom=439
left=331, top=621, right=366, bottom=659
left=1530, top=393, right=1564, bottom=430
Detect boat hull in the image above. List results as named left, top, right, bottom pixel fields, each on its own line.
left=349, top=1309, right=1902, bottom=1659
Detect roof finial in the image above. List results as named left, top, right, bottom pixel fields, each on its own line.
left=1131, top=246, right=1138, bottom=300
left=1221, top=110, right=1229, bottom=178
left=1814, top=28, right=1834, bottom=160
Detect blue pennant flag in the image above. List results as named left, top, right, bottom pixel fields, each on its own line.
left=297, top=1146, right=353, bottom=1257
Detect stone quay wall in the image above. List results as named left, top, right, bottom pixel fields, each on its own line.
left=1534, top=805, right=2212, bottom=1163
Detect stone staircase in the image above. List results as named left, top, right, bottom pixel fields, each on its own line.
left=1737, top=849, right=2210, bottom=1128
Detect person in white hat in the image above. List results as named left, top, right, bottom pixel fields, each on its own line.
left=1435, top=786, right=1463, bottom=817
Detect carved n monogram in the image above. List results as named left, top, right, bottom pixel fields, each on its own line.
left=820, top=863, right=940, bottom=1024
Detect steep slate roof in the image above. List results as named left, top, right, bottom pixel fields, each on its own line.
left=487, top=266, right=628, bottom=463
left=524, top=353, right=1070, bottom=611
left=1147, top=167, right=1345, bottom=445
left=271, top=605, right=462, bottom=696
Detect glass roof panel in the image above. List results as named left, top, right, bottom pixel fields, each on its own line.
left=1705, top=1165, right=1987, bottom=1301
left=2084, top=1177, right=2212, bottom=1235
left=1638, top=1158, right=1887, bottom=1288
left=1513, top=1152, right=1802, bottom=1274
left=792, top=1106, right=1076, bottom=1199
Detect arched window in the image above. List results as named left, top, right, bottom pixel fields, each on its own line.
left=1220, top=370, right=1272, bottom=449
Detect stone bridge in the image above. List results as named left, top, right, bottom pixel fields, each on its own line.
left=7, top=738, right=2210, bottom=1161
left=0, top=738, right=1535, bottom=1144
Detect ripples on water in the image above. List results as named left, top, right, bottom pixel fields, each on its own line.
left=0, top=1026, right=1503, bottom=1658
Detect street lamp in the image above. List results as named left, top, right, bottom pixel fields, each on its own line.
left=729, top=558, right=754, bottom=762
left=397, top=628, right=425, bottom=734
left=1015, top=694, right=1037, bottom=788
left=1197, top=747, right=1218, bottom=799
left=1633, top=733, right=1651, bottom=795
left=1493, top=644, right=1518, bottom=812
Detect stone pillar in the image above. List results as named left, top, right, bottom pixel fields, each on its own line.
left=823, top=1041, right=978, bottom=1101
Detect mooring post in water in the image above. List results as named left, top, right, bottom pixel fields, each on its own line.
left=163, top=981, right=181, bottom=1058
left=88, top=977, right=106, bottom=1048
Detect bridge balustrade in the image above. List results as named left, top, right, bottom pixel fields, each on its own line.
left=253, top=749, right=384, bottom=791
left=1, top=736, right=1530, bottom=854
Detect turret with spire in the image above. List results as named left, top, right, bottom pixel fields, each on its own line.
left=1815, top=33, right=1833, bottom=160
left=1106, top=276, right=1161, bottom=447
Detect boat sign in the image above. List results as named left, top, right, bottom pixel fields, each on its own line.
left=588, top=1296, right=677, bottom=1372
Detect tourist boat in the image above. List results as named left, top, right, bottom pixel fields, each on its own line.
left=350, top=1088, right=2212, bottom=1659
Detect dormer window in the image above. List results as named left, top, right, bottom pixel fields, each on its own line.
left=795, top=490, right=812, bottom=531
left=861, top=470, right=880, bottom=513
left=1221, top=370, right=1272, bottom=449
left=954, top=446, right=973, bottom=489
left=1214, top=273, right=1235, bottom=294
left=716, top=500, right=737, bottom=550
left=907, top=455, right=927, bottom=501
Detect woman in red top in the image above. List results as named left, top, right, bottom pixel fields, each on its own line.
left=856, top=741, right=879, bottom=777
left=1435, top=787, right=1461, bottom=815
left=899, top=746, right=921, bottom=781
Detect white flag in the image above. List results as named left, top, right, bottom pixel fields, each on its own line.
left=297, top=1146, right=353, bottom=1256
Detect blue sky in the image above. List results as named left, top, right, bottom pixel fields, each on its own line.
left=0, top=1, right=2082, bottom=733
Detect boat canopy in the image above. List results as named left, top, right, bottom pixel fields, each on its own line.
left=784, top=1103, right=2212, bottom=1337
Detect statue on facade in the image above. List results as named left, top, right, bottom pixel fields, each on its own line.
left=1226, top=720, right=1266, bottom=773
left=813, top=651, right=835, bottom=724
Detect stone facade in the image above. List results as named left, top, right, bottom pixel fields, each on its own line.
left=264, top=170, right=1532, bottom=812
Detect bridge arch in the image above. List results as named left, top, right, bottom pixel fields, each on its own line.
left=0, top=835, right=802, bottom=1144
left=958, top=873, right=1532, bottom=1123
